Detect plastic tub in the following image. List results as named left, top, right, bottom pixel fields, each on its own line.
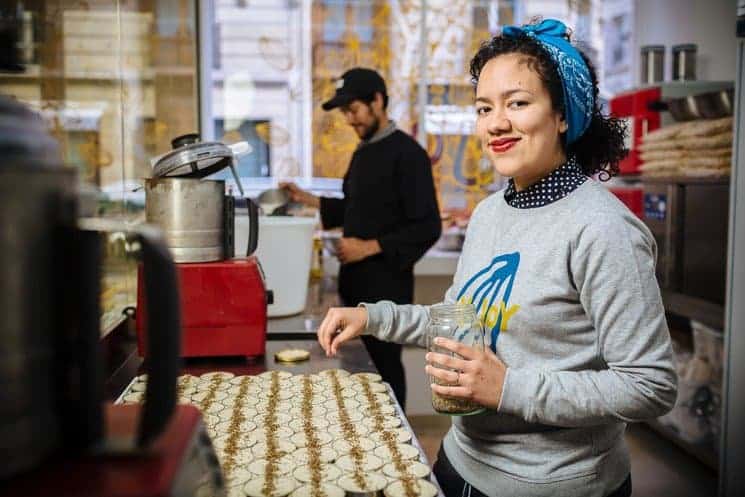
left=236, top=215, right=316, bottom=317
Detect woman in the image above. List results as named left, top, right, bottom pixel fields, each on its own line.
left=317, top=19, right=677, bottom=497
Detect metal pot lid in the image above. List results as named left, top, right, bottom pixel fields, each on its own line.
left=150, top=133, right=250, bottom=196
left=151, top=133, right=234, bottom=179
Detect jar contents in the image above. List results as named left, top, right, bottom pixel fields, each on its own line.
left=426, top=303, right=485, bottom=415
left=431, top=382, right=478, bottom=415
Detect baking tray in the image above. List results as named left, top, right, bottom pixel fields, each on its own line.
left=115, top=374, right=446, bottom=497
left=383, top=382, right=446, bottom=497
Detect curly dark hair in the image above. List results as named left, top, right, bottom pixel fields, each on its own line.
left=469, top=30, right=627, bottom=179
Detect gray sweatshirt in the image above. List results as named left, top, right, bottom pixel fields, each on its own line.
left=362, top=180, right=678, bottom=497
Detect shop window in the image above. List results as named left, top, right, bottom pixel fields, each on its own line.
left=208, top=0, right=306, bottom=180
left=214, top=118, right=271, bottom=178
left=321, top=0, right=373, bottom=43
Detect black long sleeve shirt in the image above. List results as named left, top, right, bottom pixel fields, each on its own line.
left=320, top=129, right=441, bottom=306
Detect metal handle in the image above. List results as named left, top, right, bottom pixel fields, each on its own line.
left=79, top=218, right=182, bottom=447
left=134, top=224, right=181, bottom=447
left=246, top=197, right=259, bottom=256
left=228, top=161, right=245, bottom=197
left=62, top=226, right=104, bottom=450
left=171, top=133, right=200, bottom=149
left=647, top=100, right=669, bottom=112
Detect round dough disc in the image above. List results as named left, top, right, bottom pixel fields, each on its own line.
left=362, top=415, right=401, bottom=430
left=335, top=453, right=384, bottom=472
left=123, top=392, right=143, bottom=403
left=247, top=458, right=295, bottom=476
left=373, top=443, right=420, bottom=461
left=382, top=461, right=431, bottom=479
left=336, top=472, right=388, bottom=493
left=291, top=445, right=337, bottom=464
left=290, top=430, right=333, bottom=448
left=242, top=477, right=299, bottom=497
left=292, top=463, right=343, bottom=483
left=289, top=484, right=345, bottom=497
left=332, top=437, right=377, bottom=454
left=201, top=371, right=236, bottom=381
left=352, top=372, right=383, bottom=383
left=384, top=479, right=438, bottom=497
left=275, top=348, right=311, bottom=363
left=250, top=440, right=297, bottom=460
left=369, top=428, right=413, bottom=445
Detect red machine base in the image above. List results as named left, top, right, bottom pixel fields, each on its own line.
left=137, top=257, right=268, bottom=359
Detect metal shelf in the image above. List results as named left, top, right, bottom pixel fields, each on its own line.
left=661, top=290, right=725, bottom=330
left=646, top=419, right=719, bottom=470
left=640, top=175, right=731, bottom=185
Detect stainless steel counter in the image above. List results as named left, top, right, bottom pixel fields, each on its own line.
left=267, top=275, right=339, bottom=338
left=178, top=339, right=376, bottom=377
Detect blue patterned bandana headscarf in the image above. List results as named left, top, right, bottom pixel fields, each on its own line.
left=502, top=19, right=593, bottom=145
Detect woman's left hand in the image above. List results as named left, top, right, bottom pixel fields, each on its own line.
left=425, top=337, right=507, bottom=410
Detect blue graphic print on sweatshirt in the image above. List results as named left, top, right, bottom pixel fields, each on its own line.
left=456, top=252, right=521, bottom=351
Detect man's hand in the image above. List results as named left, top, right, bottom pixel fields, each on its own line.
left=425, top=337, right=507, bottom=410
left=337, top=237, right=381, bottom=264
left=317, top=306, right=368, bottom=357
left=279, top=182, right=320, bottom=208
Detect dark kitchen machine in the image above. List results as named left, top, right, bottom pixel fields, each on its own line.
left=1, top=98, right=225, bottom=496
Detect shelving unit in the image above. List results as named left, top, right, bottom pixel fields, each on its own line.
left=633, top=173, right=728, bottom=474
left=661, top=289, right=725, bottom=330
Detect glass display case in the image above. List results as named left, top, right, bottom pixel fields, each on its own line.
left=0, top=0, right=199, bottom=335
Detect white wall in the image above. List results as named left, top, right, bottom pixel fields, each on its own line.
left=633, top=0, right=738, bottom=84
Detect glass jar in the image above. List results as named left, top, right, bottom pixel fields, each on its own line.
left=672, top=44, right=697, bottom=81
left=640, top=45, right=664, bottom=85
left=426, top=303, right=485, bottom=415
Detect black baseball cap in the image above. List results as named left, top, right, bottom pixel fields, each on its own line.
left=321, top=68, right=387, bottom=111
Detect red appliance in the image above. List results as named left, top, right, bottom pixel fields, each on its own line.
left=609, top=86, right=661, bottom=175
left=137, top=257, right=269, bottom=359
left=608, top=186, right=643, bottom=218
left=4, top=403, right=225, bottom=497
left=136, top=133, right=269, bottom=360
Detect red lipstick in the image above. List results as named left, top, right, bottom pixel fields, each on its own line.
left=489, top=137, right=520, bottom=153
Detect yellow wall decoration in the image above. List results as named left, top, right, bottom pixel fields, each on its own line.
left=310, top=0, right=506, bottom=214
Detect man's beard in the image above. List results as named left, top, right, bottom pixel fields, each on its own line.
left=360, top=116, right=380, bottom=141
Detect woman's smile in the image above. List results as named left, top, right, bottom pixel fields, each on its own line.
left=489, top=137, right=521, bottom=153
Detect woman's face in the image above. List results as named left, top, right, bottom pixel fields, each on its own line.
left=475, top=53, right=568, bottom=190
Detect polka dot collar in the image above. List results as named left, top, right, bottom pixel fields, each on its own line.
left=504, top=158, right=588, bottom=209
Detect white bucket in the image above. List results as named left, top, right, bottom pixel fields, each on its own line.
left=236, top=215, right=316, bottom=317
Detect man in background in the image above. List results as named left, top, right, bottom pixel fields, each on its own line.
left=282, top=67, right=441, bottom=409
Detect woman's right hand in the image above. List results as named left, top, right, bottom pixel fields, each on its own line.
left=317, top=307, right=368, bottom=357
